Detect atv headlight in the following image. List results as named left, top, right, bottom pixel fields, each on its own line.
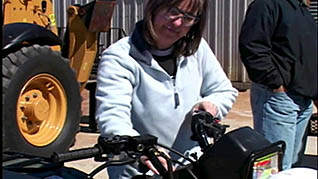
left=252, top=152, right=280, bottom=178
left=197, top=127, right=285, bottom=179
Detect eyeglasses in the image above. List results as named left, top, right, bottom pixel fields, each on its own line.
left=165, top=7, right=200, bottom=27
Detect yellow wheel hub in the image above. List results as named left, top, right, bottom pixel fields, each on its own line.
left=17, top=74, right=67, bottom=147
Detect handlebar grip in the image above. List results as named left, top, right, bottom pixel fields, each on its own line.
left=51, top=146, right=101, bottom=163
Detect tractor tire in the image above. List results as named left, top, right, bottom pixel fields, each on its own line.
left=2, top=45, right=81, bottom=157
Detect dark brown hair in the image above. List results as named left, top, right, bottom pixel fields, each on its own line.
left=143, top=0, right=208, bottom=57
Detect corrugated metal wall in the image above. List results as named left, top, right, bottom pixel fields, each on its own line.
left=54, top=0, right=254, bottom=90
left=204, top=0, right=253, bottom=89
left=309, top=0, right=318, bottom=23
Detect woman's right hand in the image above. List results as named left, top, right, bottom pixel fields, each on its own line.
left=140, top=155, right=168, bottom=175
left=139, top=147, right=174, bottom=175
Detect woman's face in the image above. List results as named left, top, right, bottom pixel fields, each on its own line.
left=152, top=0, right=199, bottom=49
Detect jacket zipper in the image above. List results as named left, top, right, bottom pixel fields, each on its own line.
left=171, top=76, right=180, bottom=109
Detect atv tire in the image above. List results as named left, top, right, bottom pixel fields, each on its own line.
left=2, top=45, right=81, bottom=157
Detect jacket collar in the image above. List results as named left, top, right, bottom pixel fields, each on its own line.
left=131, top=20, right=150, bottom=53
left=130, top=20, right=153, bottom=65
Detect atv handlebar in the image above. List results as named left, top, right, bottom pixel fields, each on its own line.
left=51, top=135, right=158, bottom=163
left=51, top=111, right=229, bottom=178
left=51, top=134, right=173, bottom=178
left=52, top=146, right=101, bottom=163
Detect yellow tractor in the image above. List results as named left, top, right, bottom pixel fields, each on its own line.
left=2, top=0, right=116, bottom=157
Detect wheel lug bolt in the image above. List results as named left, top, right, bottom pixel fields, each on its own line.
left=32, top=93, right=38, bottom=98
left=25, top=96, right=30, bottom=101
left=21, top=116, right=28, bottom=121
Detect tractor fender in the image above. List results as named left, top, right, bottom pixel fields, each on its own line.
left=2, top=23, right=62, bottom=51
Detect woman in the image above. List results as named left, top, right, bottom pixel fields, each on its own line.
left=95, top=0, right=238, bottom=178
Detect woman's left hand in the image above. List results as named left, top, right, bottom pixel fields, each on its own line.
left=191, top=101, right=219, bottom=117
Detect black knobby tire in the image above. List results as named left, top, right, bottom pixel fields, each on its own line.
left=2, top=45, right=81, bottom=157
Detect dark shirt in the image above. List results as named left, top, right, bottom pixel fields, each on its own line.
left=153, top=54, right=177, bottom=76
left=239, top=0, right=317, bottom=99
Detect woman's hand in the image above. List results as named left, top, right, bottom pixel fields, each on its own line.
left=139, top=147, right=174, bottom=175
left=191, top=101, right=219, bottom=117
left=140, top=155, right=168, bottom=175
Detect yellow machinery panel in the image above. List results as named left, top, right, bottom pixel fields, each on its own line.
left=3, top=0, right=116, bottom=89
left=3, top=0, right=58, bottom=36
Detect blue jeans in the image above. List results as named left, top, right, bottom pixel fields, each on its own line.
left=250, top=83, right=313, bottom=170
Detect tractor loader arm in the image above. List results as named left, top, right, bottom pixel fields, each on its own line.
left=64, top=0, right=116, bottom=91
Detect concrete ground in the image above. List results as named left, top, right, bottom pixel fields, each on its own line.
left=65, top=90, right=317, bottom=179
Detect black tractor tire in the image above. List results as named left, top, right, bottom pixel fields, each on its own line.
left=2, top=45, right=81, bottom=157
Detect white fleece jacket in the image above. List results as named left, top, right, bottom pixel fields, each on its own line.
left=95, top=33, right=238, bottom=178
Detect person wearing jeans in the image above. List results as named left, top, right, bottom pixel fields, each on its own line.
left=239, top=0, right=317, bottom=169
left=250, top=83, right=313, bottom=169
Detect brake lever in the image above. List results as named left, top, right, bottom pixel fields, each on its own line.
left=190, top=111, right=213, bottom=151
left=190, top=110, right=229, bottom=151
